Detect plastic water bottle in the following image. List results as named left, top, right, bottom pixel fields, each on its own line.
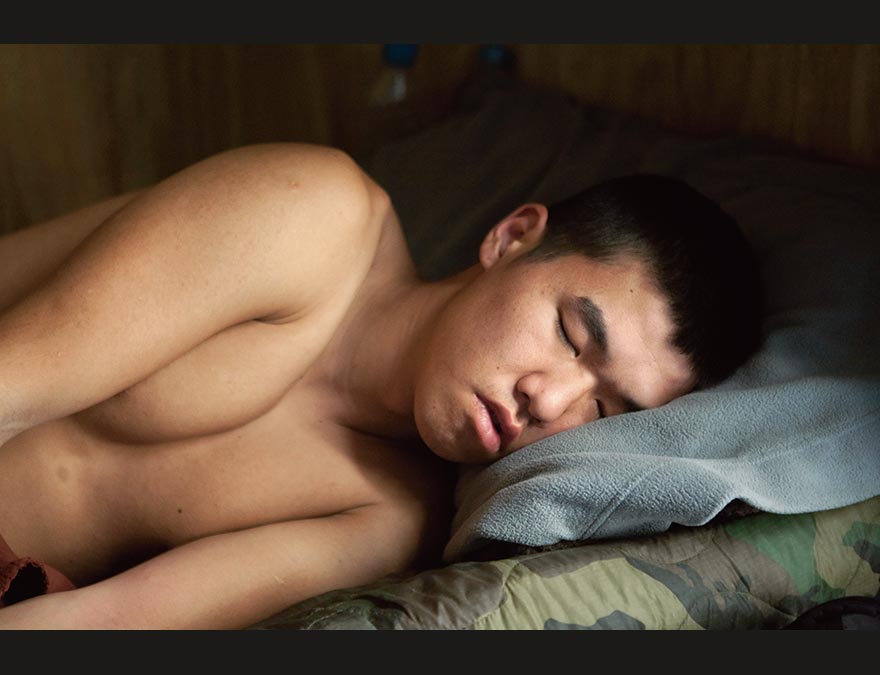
left=357, top=44, right=424, bottom=160
left=369, top=44, right=419, bottom=111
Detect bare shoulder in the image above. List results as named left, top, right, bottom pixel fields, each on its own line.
left=175, top=142, right=390, bottom=233
left=174, top=143, right=391, bottom=310
left=117, top=142, right=393, bottom=319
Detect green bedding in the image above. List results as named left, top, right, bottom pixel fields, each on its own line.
left=252, top=496, right=880, bottom=629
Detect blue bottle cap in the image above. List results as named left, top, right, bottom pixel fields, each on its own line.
left=382, top=44, right=419, bottom=68
left=480, top=44, right=515, bottom=67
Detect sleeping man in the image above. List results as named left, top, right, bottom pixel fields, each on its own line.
left=0, top=143, right=762, bottom=628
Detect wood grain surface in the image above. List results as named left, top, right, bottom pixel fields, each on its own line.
left=1, top=44, right=876, bottom=233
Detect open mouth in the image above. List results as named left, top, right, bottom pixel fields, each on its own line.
left=486, top=404, right=503, bottom=437
left=474, top=394, right=502, bottom=454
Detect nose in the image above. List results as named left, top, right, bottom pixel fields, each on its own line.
left=515, top=363, right=598, bottom=425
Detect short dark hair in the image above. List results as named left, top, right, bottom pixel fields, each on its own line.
left=525, top=174, right=763, bottom=389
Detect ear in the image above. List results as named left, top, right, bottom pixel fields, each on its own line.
left=479, top=203, right=549, bottom=269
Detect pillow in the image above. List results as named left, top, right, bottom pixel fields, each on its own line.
left=365, top=82, right=880, bottom=561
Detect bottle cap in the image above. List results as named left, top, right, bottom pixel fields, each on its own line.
left=480, top=44, right=515, bottom=68
left=382, top=44, right=420, bottom=68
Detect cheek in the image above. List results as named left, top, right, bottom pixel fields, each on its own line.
left=430, top=291, right=513, bottom=368
left=418, top=278, right=547, bottom=399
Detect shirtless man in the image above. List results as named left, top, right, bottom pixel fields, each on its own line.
left=0, top=143, right=761, bottom=629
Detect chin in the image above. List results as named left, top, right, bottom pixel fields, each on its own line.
left=414, top=380, right=492, bottom=464
left=417, top=424, right=465, bottom=463
left=414, top=410, right=477, bottom=464
left=426, top=431, right=498, bottom=465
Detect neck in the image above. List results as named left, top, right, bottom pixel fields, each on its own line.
left=312, top=264, right=480, bottom=441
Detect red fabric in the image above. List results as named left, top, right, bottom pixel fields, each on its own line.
left=1, top=533, right=76, bottom=608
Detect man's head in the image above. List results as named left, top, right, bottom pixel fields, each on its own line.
left=526, top=174, right=763, bottom=390
left=413, top=174, right=762, bottom=464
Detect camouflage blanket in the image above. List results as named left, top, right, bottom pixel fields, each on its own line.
left=251, top=496, right=880, bottom=629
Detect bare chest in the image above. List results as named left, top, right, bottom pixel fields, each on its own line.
left=96, top=391, right=419, bottom=542
left=73, top=307, right=341, bottom=445
left=1, top=382, right=448, bottom=586
left=0, top=323, right=390, bottom=583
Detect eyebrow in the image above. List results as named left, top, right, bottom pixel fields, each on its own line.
left=573, top=296, right=608, bottom=356
left=573, top=295, right=646, bottom=415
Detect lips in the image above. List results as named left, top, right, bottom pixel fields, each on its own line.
left=475, top=394, right=521, bottom=453
left=473, top=395, right=501, bottom=454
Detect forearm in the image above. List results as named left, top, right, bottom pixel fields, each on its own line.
left=0, top=192, right=142, bottom=444
left=0, top=589, right=86, bottom=630
left=0, top=507, right=418, bottom=630
left=0, top=190, right=143, bottom=314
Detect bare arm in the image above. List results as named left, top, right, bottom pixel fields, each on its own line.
left=0, top=143, right=385, bottom=439
left=0, top=189, right=144, bottom=313
left=0, top=503, right=426, bottom=629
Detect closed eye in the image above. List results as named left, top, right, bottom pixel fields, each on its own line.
left=556, top=311, right=578, bottom=356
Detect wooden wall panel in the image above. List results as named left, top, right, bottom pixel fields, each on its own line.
left=0, top=44, right=472, bottom=234
left=516, top=44, right=880, bottom=169
left=1, top=44, right=876, bottom=235
left=0, top=44, right=248, bottom=232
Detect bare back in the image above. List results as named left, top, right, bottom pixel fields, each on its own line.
left=0, top=144, right=454, bottom=628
